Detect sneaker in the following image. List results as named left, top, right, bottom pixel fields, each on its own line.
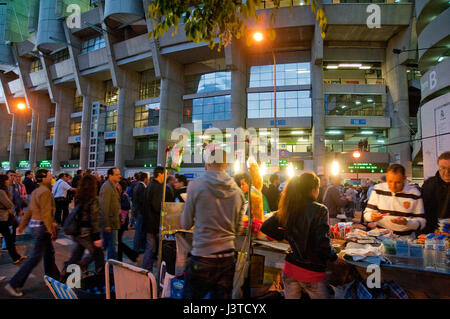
left=5, top=283, right=23, bottom=297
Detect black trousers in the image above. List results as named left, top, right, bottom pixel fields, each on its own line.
left=0, top=221, right=21, bottom=262
left=54, top=198, right=69, bottom=226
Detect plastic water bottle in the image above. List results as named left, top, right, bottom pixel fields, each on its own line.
left=435, top=235, right=448, bottom=271
left=423, top=234, right=436, bottom=270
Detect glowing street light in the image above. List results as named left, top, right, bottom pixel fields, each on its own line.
left=17, top=103, right=26, bottom=110
left=352, top=151, right=361, bottom=159
left=260, top=163, right=267, bottom=178
left=234, top=160, right=241, bottom=175
left=331, top=161, right=340, bottom=176
left=253, top=31, right=263, bottom=42
left=352, top=151, right=361, bottom=185
left=287, top=163, right=295, bottom=179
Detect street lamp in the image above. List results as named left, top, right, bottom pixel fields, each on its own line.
left=17, top=103, right=26, bottom=110
left=352, top=151, right=361, bottom=185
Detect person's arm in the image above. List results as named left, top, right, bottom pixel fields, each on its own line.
left=0, top=190, right=14, bottom=210
left=181, top=182, right=196, bottom=230
left=403, top=197, right=426, bottom=232
left=364, top=188, right=381, bottom=222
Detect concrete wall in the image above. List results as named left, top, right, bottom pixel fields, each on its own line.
left=0, top=109, right=11, bottom=162
left=325, top=116, right=390, bottom=128
left=78, top=48, right=109, bottom=70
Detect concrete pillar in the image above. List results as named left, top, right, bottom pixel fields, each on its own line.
left=226, top=41, right=247, bottom=129
left=79, top=81, right=104, bottom=170
left=28, top=93, right=51, bottom=166
left=0, top=108, right=12, bottom=162
left=9, top=112, right=28, bottom=169
left=157, top=57, right=184, bottom=165
left=311, top=22, right=326, bottom=175
left=385, top=30, right=412, bottom=178
left=115, top=71, right=139, bottom=172
left=52, top=88, right=75, bottom=172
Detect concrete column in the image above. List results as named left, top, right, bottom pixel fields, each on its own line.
left=79, top=81, right=104, bottom=170
left=10, top=112, right=28, bottom=169
left=0, top=108, right=12, bottom=163
left=385, top=30, right=412, bottom=178
left=157, top=57, right=184, bottom=165
left=311, top=22, right=326, bottom=175
left=28, top=93, right=51, bottom=166
left=226, top=41, right=247, bottom=129
left=115, top=71, right=139, bottom=173
left=52, top=88, right=75, bottom=172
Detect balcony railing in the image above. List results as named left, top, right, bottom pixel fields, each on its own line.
left=324, top=78, right=385, bottom=85
left=326, top=143, right=387, bottom=153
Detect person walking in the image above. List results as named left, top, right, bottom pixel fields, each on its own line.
left=141, top=167, right=174, bottom=271
left=260, top=172, right=338, bottom=299
left=99, top=168, right=122, bottom=260
left=22, top=171, right=37, bottom=202
left=5, top=169, right=60, bottom=297
left=117, top=179, right=138, bottom=262
left=60, top=174, right=104, bottom=280
left=52, top=173, right=75, bottom=226
left=181, top=150, right=246, bottom=299
left=132, top=172, right=148, bottom=254
left=0, top=175, right=26, bottom=264
left=323, top=175, right=351, bottom=225
left=71, top=170, right=83, bottom=190
left=262, top=173, right=281, bottom=212
left=6, top=170, right=22, bottom=244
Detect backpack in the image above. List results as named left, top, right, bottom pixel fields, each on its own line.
left=63, top=204, right=84, bottom=236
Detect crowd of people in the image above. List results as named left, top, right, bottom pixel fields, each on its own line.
left=0, top=150, right=448, bottom=299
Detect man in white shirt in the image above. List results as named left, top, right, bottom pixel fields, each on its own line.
left=52, top=173, right=76, bottom=226
left=364, top=164, right=426, bottom=236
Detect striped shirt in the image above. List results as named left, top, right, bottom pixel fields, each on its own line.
left=363, top=182, right=425, bottom=235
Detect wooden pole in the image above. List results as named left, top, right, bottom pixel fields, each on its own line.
left=156, top=147, right=170, bottom=292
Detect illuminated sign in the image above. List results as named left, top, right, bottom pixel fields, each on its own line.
left=343, top=162, right=388, bottom=173
left=38, top=160, right=52, bottom=168
left=18, top=161, right=30, bottom=169
left=1, top=161, right=10, bottom=169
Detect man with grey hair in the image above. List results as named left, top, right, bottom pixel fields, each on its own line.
left=181, top=149, right=246, bottom=299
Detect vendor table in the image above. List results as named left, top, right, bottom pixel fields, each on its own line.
left=345, top=259, right=450, bottom=299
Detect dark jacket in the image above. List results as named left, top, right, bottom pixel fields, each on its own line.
left=263, top=184, right=281, bottom=212
left=422, top=171, right=450, bottom=234
left=99, top=180, right=121, bottom=230
left=71, top=175, right=82, bottom=189
left=142, top=179, right=174, bottom=235
left=175, top=187, right=187, bottom=202
left=77, top=198, right=101, bottom=241
left=261, top=201, right=337, bottom=273
left=323, top=185, right=349, bottom=218
left=23, top=177, right=37, bottom=195
left=132, top=182, right=146, bottom=215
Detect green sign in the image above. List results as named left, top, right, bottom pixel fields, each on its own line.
left=1, top=161, right=10, bottom=169
left=18, top=161, right=30, bottom=169
left=38, top=160, right=52, bottom=168
left=345, top=162, right=388, bottom=173
left=144, top=164, right=153, bottom=168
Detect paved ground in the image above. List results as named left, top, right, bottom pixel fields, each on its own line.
left=0, top=228, right=140, bottom=299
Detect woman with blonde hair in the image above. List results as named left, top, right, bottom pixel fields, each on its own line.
left=261, top=172, right=338, bottom=299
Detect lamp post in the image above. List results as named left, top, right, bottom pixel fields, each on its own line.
left=352, top=150, right=361, bottom=185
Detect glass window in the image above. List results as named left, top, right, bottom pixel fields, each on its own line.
left=135, top=103, right=160, bottom=128
left=81, top=35, right=106, bottom=54
left=139, top=80, right=160, bottom=100
left=26, top=129, right=31, bottom=143
left=185, top=72, right=231, bottom=94
left=135, top=136, right=158, bottom=160
left=70, top=144, right=80, bottom=160
left=30, top=59, right=42, bottom=73
left=46, top=124, right=55, bottom=140
left=247, top=91, right=311, bottom=119
left=105, top=88, right=119, bottom=106
left=73, top=92, right=83, bottom=113
left=51, top=48, right=70, bottom=63
left=185, top=95, right=231, bottom=123
left=105, top=110, right=117, bottom=132
left=249, top=62, right=310, bottom=88
left=70, top=118, right=82, bottom=136
left=324, top=94, right=385, bottom=116
left=105, top=141, right=115, bottom=162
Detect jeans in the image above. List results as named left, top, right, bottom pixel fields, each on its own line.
left=183, top=255, right=236, bottom=299
left=282, top=272, right=330, bottom=299
left=63, top=233, right=105, bottom=274
left=102, top=230, right=118, bottom=260
left=142, top=233, right=158, bottom=271
left=0, top=221, right=21, bottom=262
left=54, top=198, right=69, bottom=226
left=9, top=225, right=60, bottom=289
left=132, top=213, right=146, bottom=253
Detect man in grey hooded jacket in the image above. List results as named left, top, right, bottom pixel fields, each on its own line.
left=181, top=149, right=245, bottom=299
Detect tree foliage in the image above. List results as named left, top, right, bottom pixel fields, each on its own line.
left=147, top=0, right=327, bottom=52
